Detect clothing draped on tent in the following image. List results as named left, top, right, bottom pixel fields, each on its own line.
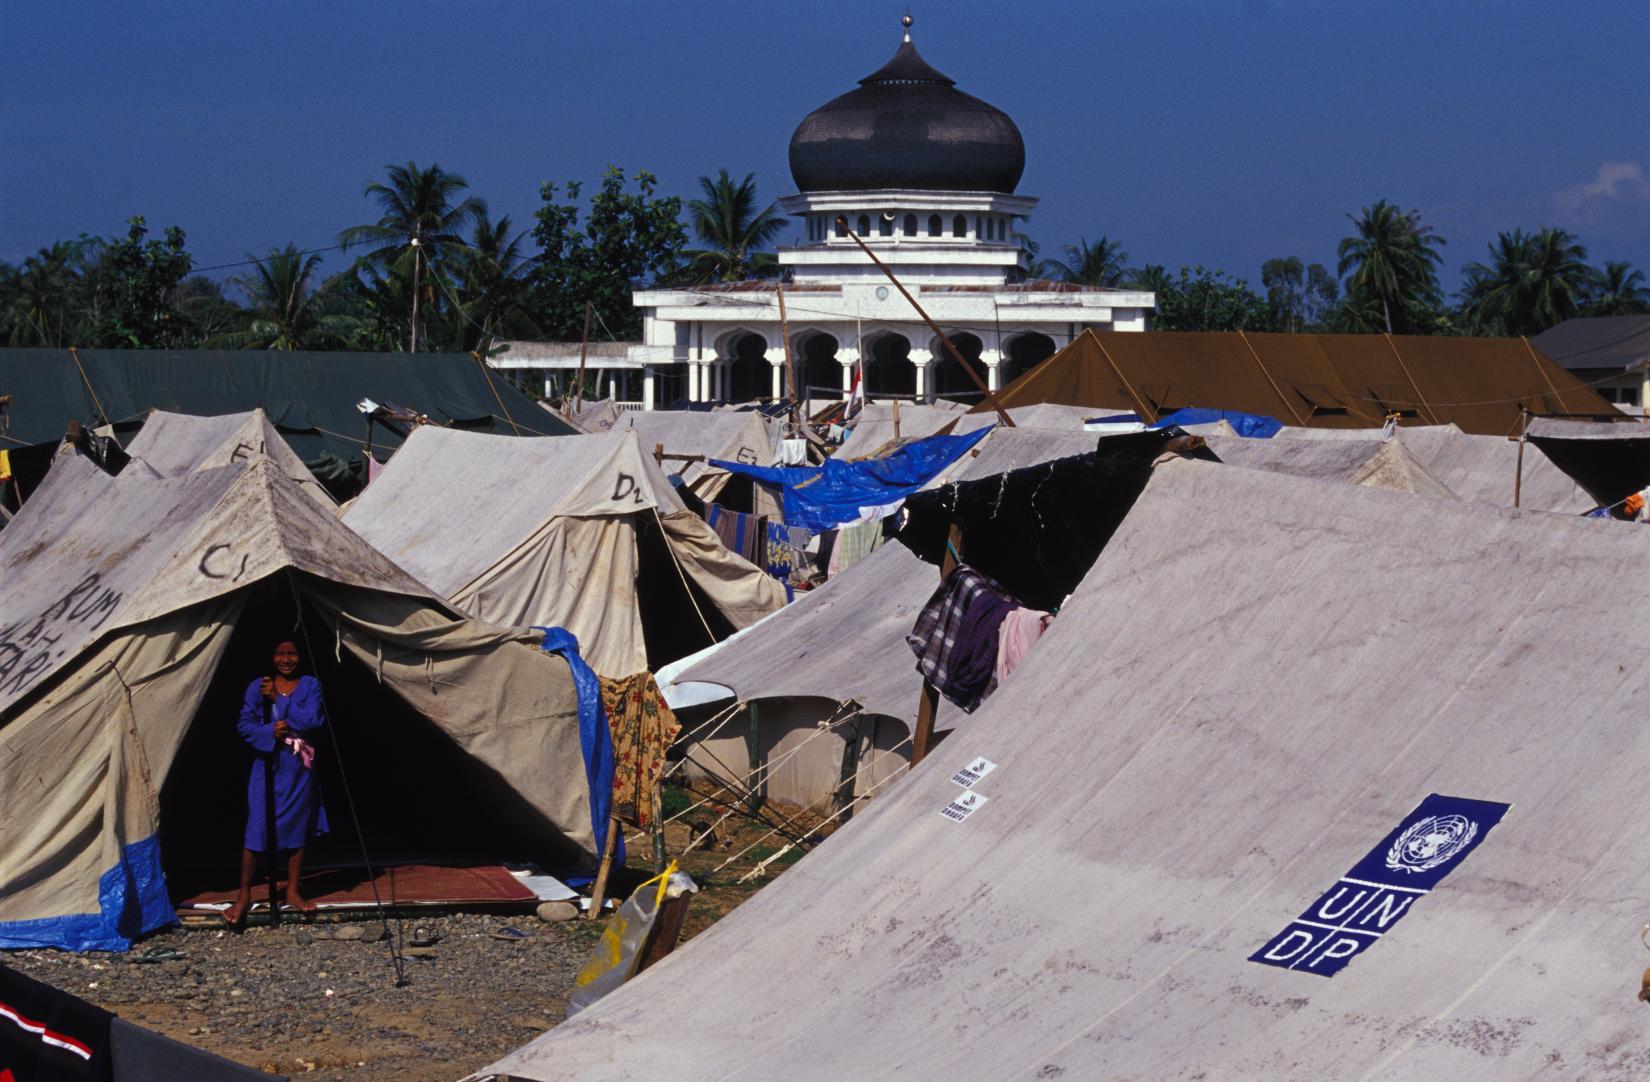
left=599, top=673, right=681, bottom=829
left=907, top=565, right=1020, bottom=713
left=703, top=504, right=765, bottom=565
left=710, top=426, right=992, bottom=531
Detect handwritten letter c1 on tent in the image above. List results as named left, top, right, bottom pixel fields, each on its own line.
left=1251, top=793, right=1510, bottom=977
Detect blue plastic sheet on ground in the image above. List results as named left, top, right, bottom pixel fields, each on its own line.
left=711, top=426, right=992, bottom=531
left=536, top=627, right=622, bottom=866
left=1152, top=408, right=1283, bottom=438
left=0, top=835, right=173, bottom=952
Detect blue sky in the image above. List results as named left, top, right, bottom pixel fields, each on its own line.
left=4, top=1, right=1646, bottom=296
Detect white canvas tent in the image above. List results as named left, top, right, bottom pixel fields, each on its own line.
left=835, top=401, right=969, bottom=459
left=1274, top=424, right=1591, bottom=511
left=612, top=409, right=776, bottom=502
left=1202, top=434, right=1457, bottom=497
left=342, top=426, right=785, bottom=678
left=119, top=407, right=335, bottom=508
left=485, top=456, right=1650, bottom=1080
left=0, top=445, right=590, bottom=952
left=667, top=427, right=1105, bottom=808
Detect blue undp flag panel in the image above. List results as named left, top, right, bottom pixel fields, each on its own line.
left=1250, top=793, right=1511, bottom=978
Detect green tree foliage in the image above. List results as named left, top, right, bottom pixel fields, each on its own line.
left=173, top=276, right=243, bottom=343
left=1336, top=200, right=1446, bottom=333
left=1123, top=263, right=1173, bottom=297
left=1261, top=256, right=1339, bottom=332
left=1153, top=266, right=1270, bottom=331
left=339, top=162, right=487, bottom=350
left=530, top=166, right=687, bottom=341
left=2, top=240, right=93, bottom=345
left=95, top=216, right=195, bottom=347
left=1585, top=260, right=1650, bottom=317
left=1460, top=227, right=1593, bottom=336
left=1058, top=236, right=1130, bottom=287
left=219, top=244, right=362, bottom=350
left=683, top=170, right=785, bottom=283
left=442, top=213, right=542, bottom=353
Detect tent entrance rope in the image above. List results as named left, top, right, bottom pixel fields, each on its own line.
left=285, top=572, right=407, bottom=987
left=650, top=507, right=717, bottom=644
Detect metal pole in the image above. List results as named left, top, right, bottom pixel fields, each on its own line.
left=408, top=235, right=421, bottom=354
left=836, top=218, right=1015, bottom=428
left=263, top=699, right=280, bottom=923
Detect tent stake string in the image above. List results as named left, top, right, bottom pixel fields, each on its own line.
left=286, top=573, right=408, bottom=988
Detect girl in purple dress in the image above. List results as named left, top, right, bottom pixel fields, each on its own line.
left=225, top=641, right=329, bottom=925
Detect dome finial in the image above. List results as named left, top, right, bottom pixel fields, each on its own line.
left=901, top=12, right=913, bottom=43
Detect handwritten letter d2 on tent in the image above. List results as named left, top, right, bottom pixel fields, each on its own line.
left=1251, top=794, right=1510, bottom=978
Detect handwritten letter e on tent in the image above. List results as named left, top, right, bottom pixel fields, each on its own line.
left=1251, top=794, right=1510, bottom=978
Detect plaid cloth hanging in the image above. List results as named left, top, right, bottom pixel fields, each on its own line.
left=906, top=564, right=1020, bottom=712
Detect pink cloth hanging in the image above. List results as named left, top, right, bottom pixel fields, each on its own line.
left=995, top=607, right=1052, bottom=683
left=284, top=736, right=316, bottom=770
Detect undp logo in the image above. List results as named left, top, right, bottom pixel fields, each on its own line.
left=1384, top=814, right=1479, bottom=875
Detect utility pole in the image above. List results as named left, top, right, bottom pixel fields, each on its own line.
left=408, top=231, right=422, bottom=354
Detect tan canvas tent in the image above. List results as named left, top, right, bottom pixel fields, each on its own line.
left=1201, top=433, right=1457, bottom=497
left=485, top=455, right=1650, bottom=1080
left=0, top=443, right=589, bottom=952
left=342, top=426, right=785, bottom=677
left=977, top=329, right=1611, bottom=436
left=119, top=407, right=336, bottom=508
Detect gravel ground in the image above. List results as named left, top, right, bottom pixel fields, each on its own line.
left=7, top=911, right=599, bottom=1080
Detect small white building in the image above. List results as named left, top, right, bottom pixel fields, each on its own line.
left=499, top=18, right=1154, bottom=409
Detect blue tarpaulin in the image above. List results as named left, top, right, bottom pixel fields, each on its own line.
left=536, top=627, right=622, bottom=867
left=711, top=426, right=993, bottom=531
left=0, top=836, right=173, bottom=952
left=1153, top=408, right=1283, bottom=439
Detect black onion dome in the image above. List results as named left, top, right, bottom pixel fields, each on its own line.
left=789, top=35, right=1025, bottom=194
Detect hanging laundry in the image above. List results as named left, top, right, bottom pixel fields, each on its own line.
left=827, top=518, right=885, bottom=578
left=907, top=564, right=1019, bottom=712
left=703, top=504, right=766, bottom=565
left=600, top=672, right=681, bottom=829
left=995, top=607, right=1053, bottom=683
left=765, top=521, right=812, bottom=584
left=777, top=438, right=809, bottom=466
left=0, top=449, right=11, bottom=483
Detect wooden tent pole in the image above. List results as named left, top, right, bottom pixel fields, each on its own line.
left=575, top=301, right=592, bottom=411
left=585, top=815, right=621, bottom=920
left=1514, top=408, right=1528, bottom=509
left=836, top=219, right=1015, bottom=428
left=892, top=399, right=901, bottom=440
left=1088, top=333, right=1155, bottom=422
left=779, top=286, right=799, bottom=432
left=1236, top=330, right=1307, bottom=426
left=1381, top=334, right=1441, bottom=426
left=911, top=522, right=963, bottom=767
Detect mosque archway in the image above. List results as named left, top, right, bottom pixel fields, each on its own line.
left=929, top=332, right=987, bottom=400
left=722, top=331, right=771, bottom=403
left=865, top=333, right=915, bottom=398
left=1001, top=332, right=1056, bottom=385
left=796, top=332, right=841, bottom=401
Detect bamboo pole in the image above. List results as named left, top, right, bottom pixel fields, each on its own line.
left=778, top=286, right=799, bottom=432
left=586, top=815, right=621, bottom=920
left=836, top=218, right=1015, bottom=428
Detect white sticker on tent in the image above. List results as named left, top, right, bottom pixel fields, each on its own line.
left=951, top=757, right=998, bottom=788
left=939, top=791, right=989, bottom=823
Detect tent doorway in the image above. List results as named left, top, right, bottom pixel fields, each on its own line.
left=158, top=573, right=582, bottom=908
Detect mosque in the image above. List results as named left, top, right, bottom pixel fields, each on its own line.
left=502, top=17, right=1155, bottom=409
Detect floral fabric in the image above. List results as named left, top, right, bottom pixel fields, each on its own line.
left=600, top=671, right=681, bottom=828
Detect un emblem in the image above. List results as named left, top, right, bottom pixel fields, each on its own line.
left=1385, top=814, right=1478, bottom=874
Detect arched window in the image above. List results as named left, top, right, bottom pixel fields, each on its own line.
left=858, top=214, right=871, bottom=236
left=952, top=215, right=967, bottom=238
left=878, top=214, right=894, bottom=237
left=834, top=217, right=846, bottom=238
left=975, top=216, right=983, bottom=238
left=928, top=214, right=942, bottom=237
left=903, top=214, right=918, bottom=236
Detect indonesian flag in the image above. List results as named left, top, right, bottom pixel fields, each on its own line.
left=845, top=363, right=864, bottom=419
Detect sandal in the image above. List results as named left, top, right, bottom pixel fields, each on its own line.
left=129, top=946, right=184, bottom=964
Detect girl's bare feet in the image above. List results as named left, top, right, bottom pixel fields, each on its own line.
left=224, top=893, right=251, bottom=928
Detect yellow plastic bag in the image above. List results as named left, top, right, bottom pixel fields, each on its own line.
left=568, top=862, right=697, bottom=1015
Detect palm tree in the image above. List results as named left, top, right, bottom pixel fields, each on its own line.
left=1336, top=200, right=1445, bottom=333
left=445, top=213, right=541, bottom=353
left=1585, top=260, right=1650, bottom=316
left=220, top=245, right=360, bottom=349
left=683, top=170, right=786, bottom=282
left=1058, top=236, right=1130, bottom=287
left=339, top=162, right=487, bottom=350
left=1461, top=227, right=1592, bottom=336
left=4, top=241, right=86, bottom=345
